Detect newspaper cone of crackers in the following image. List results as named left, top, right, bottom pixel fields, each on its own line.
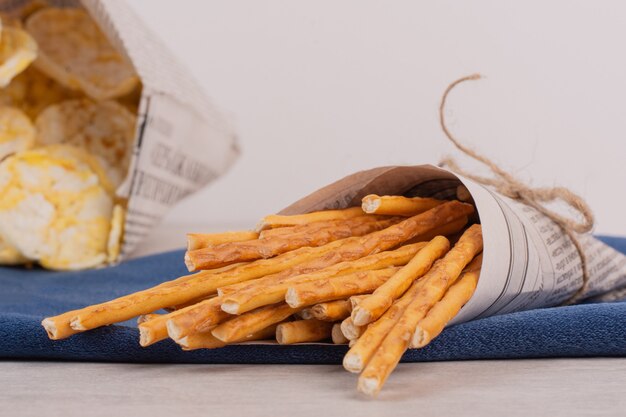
left=0, top=1, right=239, bottom=270
left=42, top=73, right=626, bottom=397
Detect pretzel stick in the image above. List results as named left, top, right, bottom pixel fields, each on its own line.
left=351, top=236, right=450, bottom=326
left=311, top=299, right=351, bottom=321
left=258, top=215, right=390, bottom=239
left=276, top=319, right=333, bottom=344
left=179, top=324, right=278, bottom=350
left=256, top=207, right=365, bottom=231
left=357, top=225, right=483, bottom=396
left=138, top=316, right=171, bottom=347
left=187, top=231, right=259, bottom=251
left=48, top=240, right=361, bottom=337
left=185, top=217, right=398, bottom=271
left=211, top=304, right=301, bottom=343
left=216, top=236, right=406, bottom=298
left=172, top=243, right=426, bottom=340
left=43, top=265, right=241, bottom=339
left=361, top=195, right=444, bottom=216
left=343, top=279, right=426, bottom=373
left=456, top=185, right=473, bottom=202
left=332, top=323, right=349, bottom=344
left=219, top=241, right=426, bottom=298
left=41, top=310, right=82, bottom=340
left=405, top=216, right=467, bottom=244
left=219, top=201, right=472, bottom=296
left=221, top=243, right=426, bottom=314
left=340, top=317, right=365, bottom=340
left=166, top=293, right=217, bottom=312
left=299, top=308, right=315, bottom=320
left=137, top=314, right=161, bottom=325
left=350, top=295, right=367, bottom=310
left=165, top=296, right=230, bottom=343
left=285, top=267, right=400, bottom=308
left=258, top=226, right=296, bottom=239
left=141, top=297, right=232, bottom=347
left=43, top=201, right=472, bottom=339
left=411, top=255, right=481, bottom=348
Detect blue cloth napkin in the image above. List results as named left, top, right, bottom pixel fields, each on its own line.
left=1, top=236, right=625, bottom=364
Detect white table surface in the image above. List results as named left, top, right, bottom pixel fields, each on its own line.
left=2, top=223, right=625, bottom=417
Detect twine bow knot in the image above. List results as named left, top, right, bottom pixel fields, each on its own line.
left=438, top=74, right=594, bottom=303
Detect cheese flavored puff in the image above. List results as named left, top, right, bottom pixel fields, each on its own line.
left=0, top=144, right=115, bottom=270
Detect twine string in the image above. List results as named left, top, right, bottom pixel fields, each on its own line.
left=438, top=74, right=594, bottom=303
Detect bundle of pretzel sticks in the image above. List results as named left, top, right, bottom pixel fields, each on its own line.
left=42, top=192, right=483, bottom=396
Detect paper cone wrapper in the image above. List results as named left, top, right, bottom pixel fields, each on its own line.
left=281, top=165, right=626, bottom=323
left=84, top=0, right=240, bottom=257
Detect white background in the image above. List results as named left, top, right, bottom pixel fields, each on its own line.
left=128, top=0, right=626, bottom=237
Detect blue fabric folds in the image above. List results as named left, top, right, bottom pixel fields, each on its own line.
left=0, top=236, right=624, bottom=364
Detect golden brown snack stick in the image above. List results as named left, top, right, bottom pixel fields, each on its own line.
left=175, top=243, right=426, bottom=340
left=299, top=308, right=315, bottom=320
left=311, top=299, right=352, bottom=321
left=276, top=319, right=333, bottom=344
left=212, top=303, right=301, bottom=343
left=220, top=241, right=426, bottom=297
left=456, top=185, right=473, bottom=202
left=166, top=297, right=231, bottom=342
left=332, top=323, right=349, bottom=344
left=138, top=316, right=171, bottom=347
left=361, top=194, right=444, bottom=216
left=140, top=296, right=232, bottom=347
left=49, top=240, right=358, bottom=338
left=285, top=268, right=400, bottom=308
left=256, top=207, right=365, bottom=230
left=137, top=314, right=160, bottom=325
left=349, top=295, right=367, bottom=311
left=44, top=201, right=472, bottom=339
left=220, top=201, right=474, bottom=294
left=357, top=225, right=483, bottom=396
left=344, top=235, right=482, bottom=374
left=215, top=240, right=377, bottom=298
left=258, top=215, right=391, bottom=239
left=340, top=317, right=365, bottom=340
left=178, top=324, right=278, bottom=350
left=406, top=216, right=468, bottom=244
left=343, top=279, right=425, bottom=373
left=258, top=226, right=296, bottom=239
left=220, top=199, right=472, bottom=296
left=185, top=216, right=397, bottom=271
left=221, top=243, right=426, bottom=314
left=187, top=231, right=259, bottom=251
left=217, top=234, right=411, bottom=298
left=41, top=310, right=82, bottom=340
left=351, top=236, right=450, bottom=326
left=411, top=255, right=481, bottom=348
left=45, top=263, right=242, bottom=338
left=165, top=293, right=218, bottom=312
